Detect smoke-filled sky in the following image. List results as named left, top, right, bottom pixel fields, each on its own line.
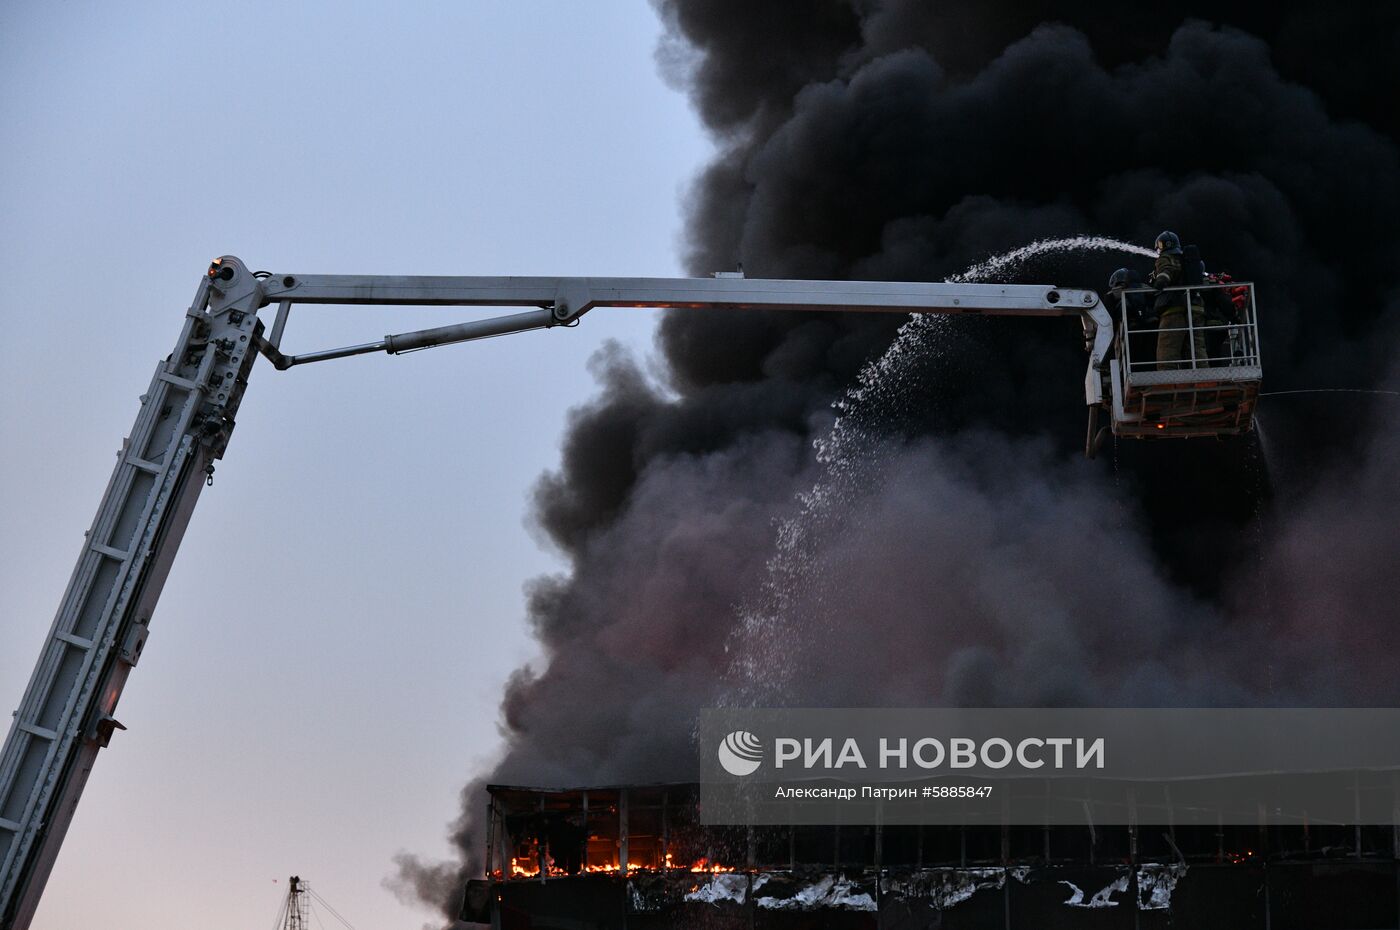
left=394, top=1, right=1400, bottom=923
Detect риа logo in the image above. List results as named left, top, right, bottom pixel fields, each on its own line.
left=717, top=731, right=763, bottom=776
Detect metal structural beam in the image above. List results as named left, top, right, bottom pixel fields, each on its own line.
left=240, top=258, right=1113, bottom=399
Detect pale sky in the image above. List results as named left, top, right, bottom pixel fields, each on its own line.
left=0, top=3, right=709, bottom=927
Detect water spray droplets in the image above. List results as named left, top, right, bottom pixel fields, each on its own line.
left=721, top=237, right=1151, bottom=705
left=947, top=235, right=1155, bottom=284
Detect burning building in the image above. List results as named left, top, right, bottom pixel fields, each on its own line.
left=461, top=784, right=1400, bottom=928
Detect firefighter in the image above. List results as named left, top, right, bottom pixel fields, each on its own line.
left=1201, top=278, right=1228, bottom=367
left=1202, top=269, right=1244, bottom=365
left=1150, top=231, right=1207, bottom=370
left=1106, top=267, right=1155, bottom=370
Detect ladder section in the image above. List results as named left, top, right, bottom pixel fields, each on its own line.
left=0, top=275, right=258, bottom=929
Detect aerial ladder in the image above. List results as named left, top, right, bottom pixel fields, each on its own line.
left=0, top=256, right=1259, bottom=929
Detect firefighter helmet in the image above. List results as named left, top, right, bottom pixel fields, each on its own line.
left=1155, top=231, right=1182, bottom=254
left=1108, top=267, right=1141, bottom=290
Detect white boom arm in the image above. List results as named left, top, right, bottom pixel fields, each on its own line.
left=0, top=256, right=1110, bottom=929
left=244, top=261, right=1111, bottom=382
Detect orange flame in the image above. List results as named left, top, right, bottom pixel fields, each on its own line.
left=499, top=852, right=736, bottom=880
left=687, top=857, right=735, bottom=873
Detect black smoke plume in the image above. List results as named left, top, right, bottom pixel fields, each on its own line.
left=394, top=3, right=1400, bottom=921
